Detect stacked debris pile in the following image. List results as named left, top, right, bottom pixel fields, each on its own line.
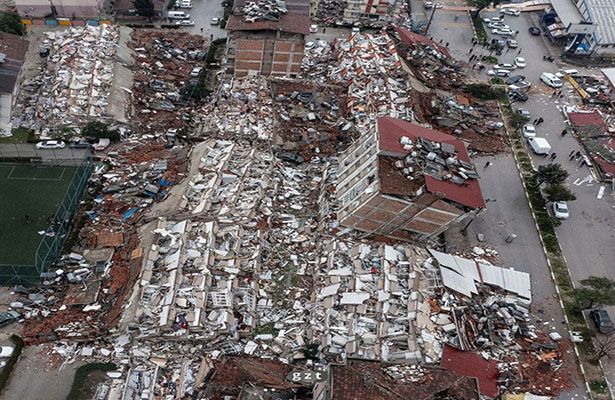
left=16, top=25, right=119, bottom=131
left=313, top=0, right=344, bottom=25
left=241, top=0, right=288, bottom=22
left=313, top=241, right=425, bottom=363
left=271, top=79, right=357, bottom=158
left=303, top=31, right=414, bottom=127
left=131, top=30, right=209, bottom=134
left=196, top=77, right=274, bottom=141
left=21, top=141, right=189, bottom=343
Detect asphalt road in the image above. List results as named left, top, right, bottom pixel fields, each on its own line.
left=427, top=6, right=592, bottom=399
left=167, top=0, right=227, bottom=39
left=0, top=144, right=88, bottom=162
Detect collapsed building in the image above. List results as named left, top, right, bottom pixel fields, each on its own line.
left=336, top=116, right=485, bottom=242
left=226, top=0, right=310, bottom=77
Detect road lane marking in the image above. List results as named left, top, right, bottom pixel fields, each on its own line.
left=439, top=22, right=472, bottom=28
left=597, top=185, right=605, bottom=199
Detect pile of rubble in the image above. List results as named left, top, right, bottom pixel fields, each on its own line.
left=131, top=30, right=209, bottom=133
left=271, top=79, right=357, bottom=158
left=304, top=31, right=414, bottom=127
left=196, top=77, right=274, bottom=141
left=313, top=0, right=344, bottom=25
left=15, top=25, right=119, bottom=131
left=241, top=0, right=288, bottom=22
left=20, top=140, right=189, bottom=343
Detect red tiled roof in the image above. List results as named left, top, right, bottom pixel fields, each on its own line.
left=227, top=14, right=310, bottom=35
left=376, top=117, right=485, bottom=209
left=441, top=345, right=499, bottom=399
left=0, top=32, right=29, bottom=62
left=331, top=360, right=480, bottom=400
left=424, top=175, right=486, bottom=209
left=568, top=111, right=607, bottom=128
left=393, top=25, right=451, bottom=58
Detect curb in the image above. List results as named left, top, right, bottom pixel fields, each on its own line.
left=498, top=102, right=606, bottom=399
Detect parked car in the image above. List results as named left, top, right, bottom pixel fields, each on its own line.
left=507, top=39, right=518, bottom=48
left=211, top=17, right=220, bottom=25
left=483, top=16, right=504, bottom=23
left=39, top=47, right=50, bottom=57
left=517, top=108, right=531, bottom=118
left=487, top=69, right=510, bottom=77
left=522, top=124, right=536, bottom=138
left=494, top=63, right=516, bottom=70
left=591, top=309, right=615, bottom=334
left=492, top=28, right=515, bottom=36
left=552, top=201, right=569, bottom=219
left=514, top=57, right=526, bottom=68
left=0, top=311, right=21, bottom=327
left=490, top=38, right=506, bottom=50
left=500, top=8, right=520, bottom=16
left=175, top=20, right=195, bottom=26
left=309, top=24, right=318, bottom=33
left=509, top=80, right=532, bottom=90
left=191, top=66, right=203, bottom=77
left=0, top=347, right=13, bottom=358
left=505, top=74, right=525, bottom=85
left=488, top=22, right=510, bottom=29
left=68, top=140, right=92, bottom=149
left=541, top=72, right=563, bottom=88
left=277, top=152, right=305, bottom=164
left=555, top=69, right=579, bottom=78
left=529, top=26, right=540, bottom=35
left=423, top=1, right=433, bottom=8
left=508, top=88, right=528, bottom=102
left=177, top=2, right=193, bottom=8
left=94, top=138, right=110, bottom=151
left=36, top=140, right=65, bottom=149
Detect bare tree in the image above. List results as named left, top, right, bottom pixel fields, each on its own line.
left=594, top=335, right=615, bottom=361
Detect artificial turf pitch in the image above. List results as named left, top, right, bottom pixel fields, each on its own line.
left=0, top=164, right=77, bottom=266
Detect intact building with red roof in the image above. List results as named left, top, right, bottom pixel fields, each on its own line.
left=225, top=0, right=310, bottom=78
left=336, top=116, right=485, bottom=242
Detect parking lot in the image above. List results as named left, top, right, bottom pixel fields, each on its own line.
left=166, top=0, right=227, bottom=39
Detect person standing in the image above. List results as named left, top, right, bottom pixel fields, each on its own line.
left=484, top=161, right=492, bottom=168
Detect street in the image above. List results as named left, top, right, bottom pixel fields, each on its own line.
left=167, top=0, right=227, bottom=39
left=423, top=0, right=615, bottom=397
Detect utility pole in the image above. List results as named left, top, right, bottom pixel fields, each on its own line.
left=424, top=6, right=437, bottom=35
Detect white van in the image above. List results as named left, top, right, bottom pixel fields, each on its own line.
left=540, top=72, right=563, bottom=88
left=528, top=137, right=551, bottom=155
left=168, top=11, right=190, bottom=19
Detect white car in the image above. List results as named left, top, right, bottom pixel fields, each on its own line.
left=522, top=124, right=536, bottom=138
left=177, top=2, right=192, bottom=8
left=483, top=16, right=504, bottom=23
left=552, top=201, right=569, bottom=219
left=175, top=20, right=195, bottom=26
left=211, top=17, right=220, bottom=25
left=514, top=57, right=526, bottom=68
left=494, top=63, right=515, bottom=70
left=36, top=140, right=65, bottom=149
left=487, top=69, right=510, bottom=77
left=309, top=24, right=318, bottom=33
left=500, top=8, right=520, bottom=16
left=488, top=22, right=510, bottom=29
left=509, top=80, right=532, bottom=90
left=0, top=346, right=14, bottom=358
left=492, top=28, right=515, bottom=36
left=190, top=67, right=203, bottom=77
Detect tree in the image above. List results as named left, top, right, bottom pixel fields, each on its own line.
left=81, top=121, right=120, bottom=141
left=0, top=11, right=26, bottom=36
left=509, top=113, right=529, bottom=129
left=595, top=335, right=615, bottom=361
left=469, top=0, right=503, bottom=18
left=570, top=276, right=615, bottom=311
left=544, top=184, right=576, bottom=203
left=535, top=163, right=569, bottom=185
left=133, top=0, right=155, bottom=17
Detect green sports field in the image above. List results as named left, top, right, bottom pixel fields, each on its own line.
left=0, top=164, right=77, bottom=265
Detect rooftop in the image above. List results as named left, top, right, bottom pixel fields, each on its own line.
left=226, top=13, right=310, bottom=34
left=331, top=360, right=480, bottom=400
left=0, top=32, right=29, bottom=62
left=568, top=110, right=607, bottom=128
left=441, top=345, right=498, bottom=399
left=550, top=0, right=584, bottom=27
left=584, top=0, right=615, bottom=44
left=227, top=0, right=310, bottom=34
left=393, top=25, right=450, bottom=58
left=376, top=117, right=486, bottom=209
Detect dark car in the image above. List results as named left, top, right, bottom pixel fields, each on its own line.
left=529, top=27, right=540, bottom=36
left=505, top=75, right=526, bottom=85
left=591, top=309, right=615, bottom=334
left=0, top=311, right=21, bottom=327
left=508, top=89, right=528, bottom=102
left=39, top=47, right=50, bottom=57
left=277, top=152, right=305, bottom=164
left=68, top=140, right=93, bottom=149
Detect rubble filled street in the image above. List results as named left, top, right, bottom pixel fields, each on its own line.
left=5, top=1, right=615, bottom=398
